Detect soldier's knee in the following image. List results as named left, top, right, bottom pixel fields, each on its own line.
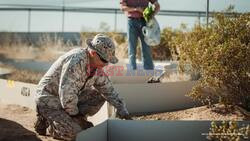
left=49, top=123, right=82, bottom=141
left=67, top=125, right=82, bottom=140
left=36, top=96, right=61, bottom=110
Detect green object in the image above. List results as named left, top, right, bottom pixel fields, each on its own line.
left=143, top=4, right=154, bottom=22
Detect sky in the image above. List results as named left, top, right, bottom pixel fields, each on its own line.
left=0, top=0, right=249, bottom=32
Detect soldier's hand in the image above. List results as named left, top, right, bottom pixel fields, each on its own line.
left=117, top=111, right=133, bottom=120
left=122, top=114, right=133, bottom=120
left=118, top=114, right=133, bottom=120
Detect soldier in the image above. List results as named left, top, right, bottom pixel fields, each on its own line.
left=34, top=34, right=131, bottom=141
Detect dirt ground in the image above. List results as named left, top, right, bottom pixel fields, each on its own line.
left=0, top=103, right=249, bottom=141
left=134, top=104, right=250, bottom=121
left=0, top=103, right=58, bottom=141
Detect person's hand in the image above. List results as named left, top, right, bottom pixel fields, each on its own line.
left=118, top=113, right=133, bottom=120
left=122, top=114, right=133, bottom=120
left=116, top=110, right=133, bottom=120
left=135, top=7, right=144, bottom=13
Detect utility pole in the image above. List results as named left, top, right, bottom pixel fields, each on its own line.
left=206, top=0, right=209, bottom=27
left=62, top=0, right=65, bottom=33
left=114, top=10, right=117, bottom=32
left=27, top=9, right=31, bottom=45
left=28, top=9, right=31, bottom=33
left=198, top=12, right=201, bottom=26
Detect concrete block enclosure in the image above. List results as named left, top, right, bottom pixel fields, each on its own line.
left=0, top=64, right=248, bottom=141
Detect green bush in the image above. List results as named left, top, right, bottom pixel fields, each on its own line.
left=177, top=13, right=250, bottom=110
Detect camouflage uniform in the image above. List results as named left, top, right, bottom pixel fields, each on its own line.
left=35, top=34, right=129, bottom=141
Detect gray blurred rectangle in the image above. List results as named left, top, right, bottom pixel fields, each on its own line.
left=76, top=121, right=107, bottom=141
left=114, top=81, right=198, bottom=114
left=108, top=120, right=250, bottom=141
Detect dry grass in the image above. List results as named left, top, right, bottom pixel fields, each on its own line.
left=0, top=33, right=189, bottom=84
left=0, top=64, right=44, bottom=84
left=0, top=46, right=37, bottom=60
left=35, top=34, right=73, bottom=62
left=6, top=69, right=44, bottom=84
left=0, top=34, right=73, bottom=62
left=161, top=72, right=191, bottom=82
left=115, top=42, right=128, bottom=59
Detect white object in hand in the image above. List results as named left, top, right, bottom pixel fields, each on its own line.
left=142, top=17, right=161, bottom=46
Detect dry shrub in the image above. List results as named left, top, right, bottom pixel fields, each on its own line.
left=161, top=72, right=191, bottom=82
left=208, top=121, right=249, bottom=141
left=177, top=12, right=250, bottom=111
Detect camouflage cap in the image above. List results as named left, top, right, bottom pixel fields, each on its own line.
left=86, top=34, right=118, bottom=64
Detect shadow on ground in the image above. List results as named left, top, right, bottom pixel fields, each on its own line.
left=0, top=118, right=42, bottom=141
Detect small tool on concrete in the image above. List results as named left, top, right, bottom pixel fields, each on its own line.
left=147, top=69, right=166, bottom=83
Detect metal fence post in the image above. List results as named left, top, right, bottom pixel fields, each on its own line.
left=28, top=8, right=31, bottom=33
left=62, top=0, right=65, bottom=33
left=114, top=10, right=117, bottom=32
left=206, top=0, right=209, bottom=27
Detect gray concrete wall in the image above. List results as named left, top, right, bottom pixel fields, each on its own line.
left=0, top=79, right=37, bottom=109
left=76, top=120, right=250, bottom=141
left=108, top=120, right=211, bottom=141
left=87, top=102, right=109, bottom=126
left=76, top=121, right=107, bottom=141
left=108, top=69, right=155, bottom=84
left=108, top=65, right=163, bottom=84
left=114, top=81, right=198, bottom=114
left=0, top=79, right=199, bottom=119
left=0, top=79, right=109, bottom=125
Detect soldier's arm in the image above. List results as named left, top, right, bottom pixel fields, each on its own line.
left=94, top=73, right=129, bottom=117
left=59, top=56, right=85, bottom=116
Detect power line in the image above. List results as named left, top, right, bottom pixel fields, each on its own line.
left=0, top=7, right=241, bottom=17
left=0, top=4, right=62, bottom=8
left=0, top=0, right=112, bottom=7
left=65, top=0, right=111, bottom=4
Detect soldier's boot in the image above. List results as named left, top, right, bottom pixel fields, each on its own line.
left=81, top=120, right=94, bottom=130
left=72, top=115, right=94, bottom=130
left=34, top=114, right=48, bottom=135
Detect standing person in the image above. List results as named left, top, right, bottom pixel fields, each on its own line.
left=34, top=34, right=131, bottom=141
left=120, top=0, right=160, bottom=70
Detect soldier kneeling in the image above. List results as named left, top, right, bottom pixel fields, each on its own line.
left=34, top=34, right=131, bottom=141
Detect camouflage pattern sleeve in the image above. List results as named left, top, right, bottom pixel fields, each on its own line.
left=59, top=56, right=86, bottom=116
left=94, top=71, right=129, bottom=117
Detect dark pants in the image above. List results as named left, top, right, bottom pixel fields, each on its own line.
left=127, top=17, right=154, bottom=70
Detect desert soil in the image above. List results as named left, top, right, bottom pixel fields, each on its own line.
left=134, top=104, right=250, bottom=121
left=0, top=103, right=249, bottom=141
left=0, top=103, right=58, bottom=141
